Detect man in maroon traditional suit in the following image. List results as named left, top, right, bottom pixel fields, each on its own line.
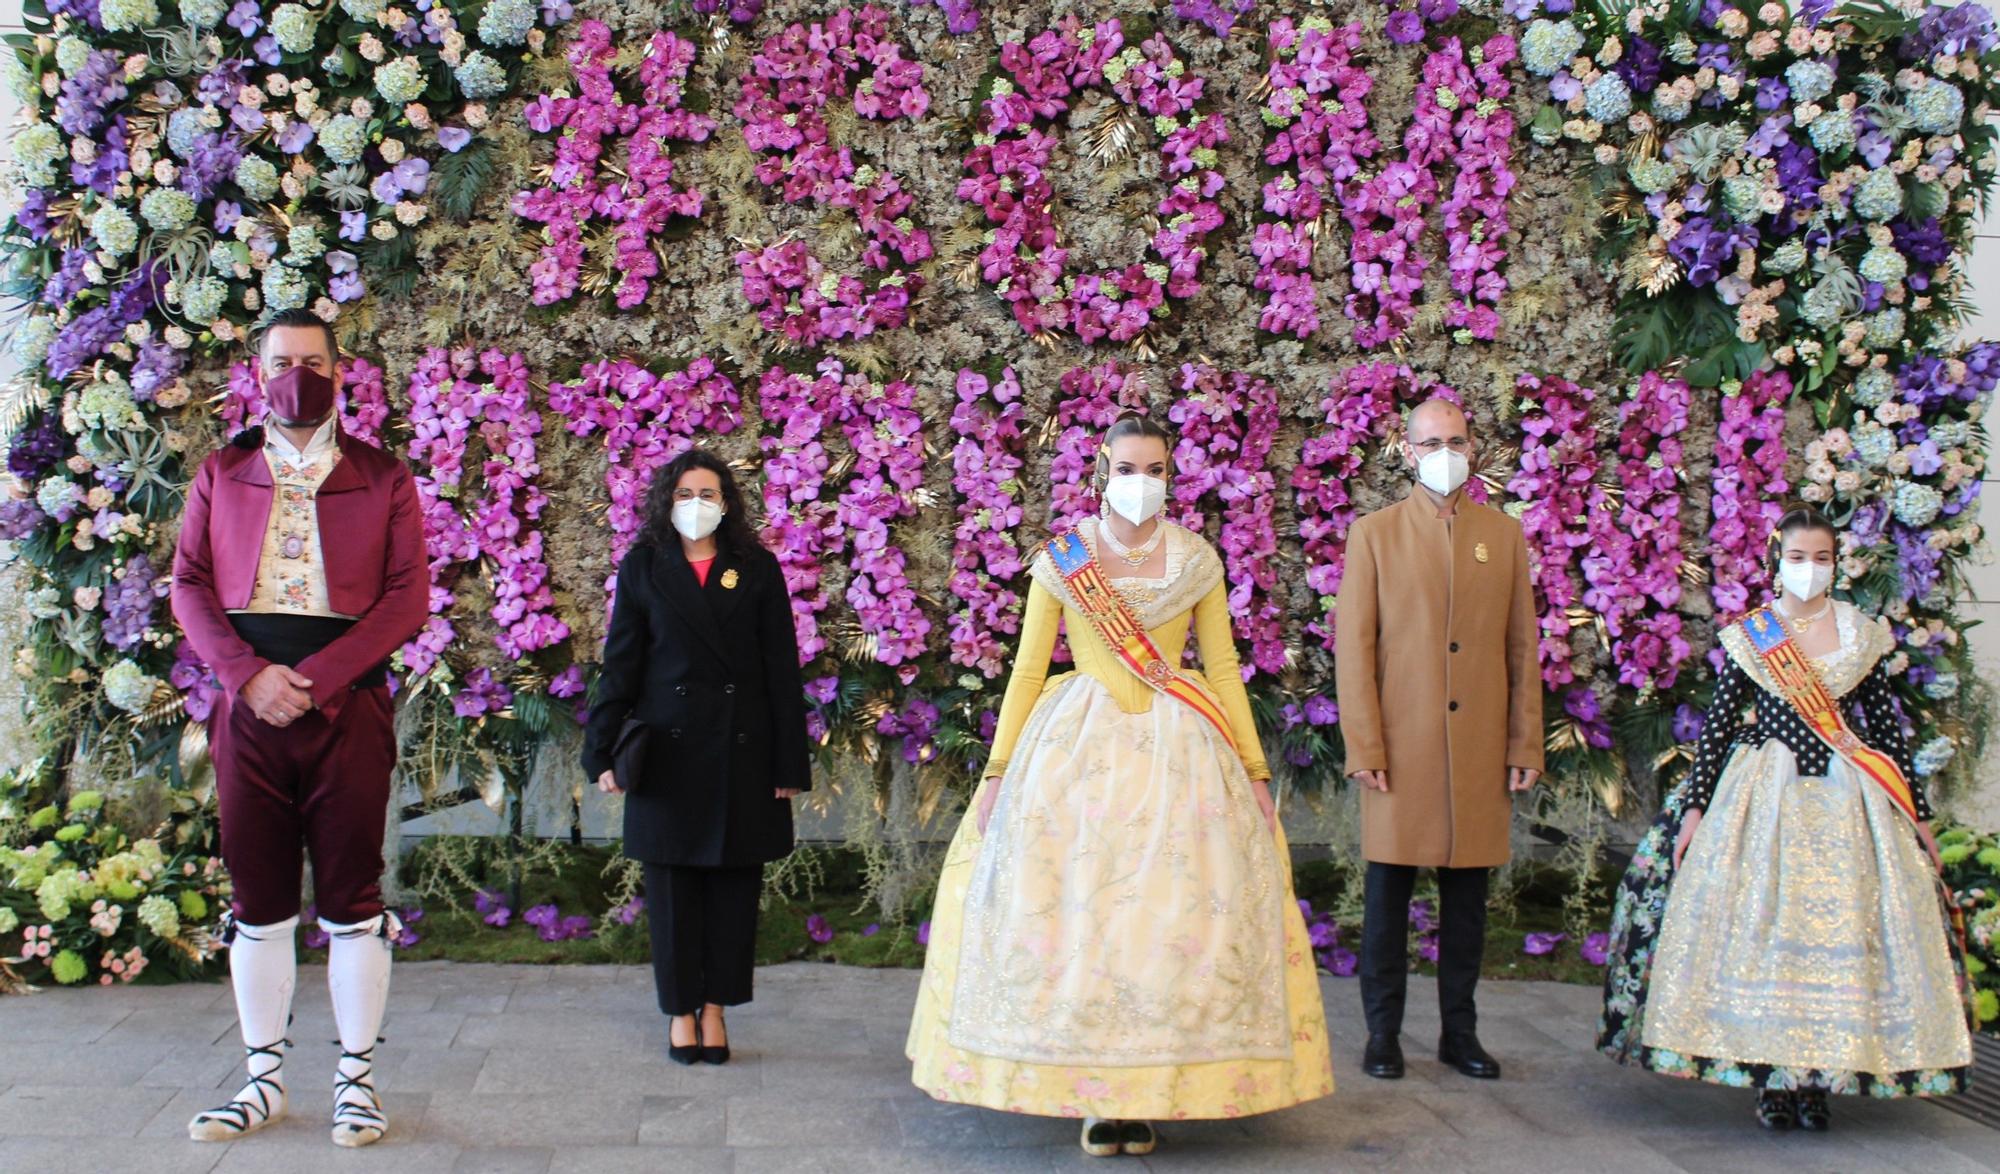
left=172, top=308, right=427, bottom=1148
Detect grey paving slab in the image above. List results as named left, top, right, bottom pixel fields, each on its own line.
left=0, top=962, right=1989, bottom=1172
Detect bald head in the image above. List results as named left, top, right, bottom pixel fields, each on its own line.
left=1406, top=398, right=1470, bottom=446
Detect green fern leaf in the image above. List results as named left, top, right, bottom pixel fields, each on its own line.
left=434, top=139, right=496, bottom=225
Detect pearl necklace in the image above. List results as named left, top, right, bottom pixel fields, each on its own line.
left=1100, top=518, right=1166, bottom=567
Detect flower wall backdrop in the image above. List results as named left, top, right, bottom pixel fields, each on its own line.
left=2, top=0, right=1997, bottom=986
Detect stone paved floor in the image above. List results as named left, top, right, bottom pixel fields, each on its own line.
left=0, top=962, right=1993, bottom=1172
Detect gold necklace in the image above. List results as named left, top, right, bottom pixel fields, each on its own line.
left=1100, top=518, right=1165, bottom=566
left=1782, top=599, right=1832, bottom=633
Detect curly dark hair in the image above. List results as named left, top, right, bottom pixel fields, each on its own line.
left=640, top=448, right=762, bottom=559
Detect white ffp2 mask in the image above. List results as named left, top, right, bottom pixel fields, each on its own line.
left=1777, top=560, right=1832, bottom=603
left=1416, top=448, right=1469, bottom=496
left=672, top=499, right=723, bottom=542
left=1103, top=475, right=1167, bottom=525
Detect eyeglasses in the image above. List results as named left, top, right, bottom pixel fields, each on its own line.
left=1408, top=437, right=1471, bottom=453
left=673, top=488, right=723, bottom=503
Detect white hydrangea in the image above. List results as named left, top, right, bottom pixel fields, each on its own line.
left=270, top=3, right=319, bottom=54
left=1521, top=19, right=1585, bottom=77
left=139, top=187, right=197, bottom=232
left=341, top=0, right=388, bottom=18
left=261, top=263, right=309, bottom=311
left=13, top=314, right=57, bottom=367
left=76, top=372, right=143, bottom=432
left=454, top=50, right=508, bottom=99
left=374, top=57, right=427, bottom=105
left=1908, top=81, right=1964, bottom=135
left=54, top=36, right=91, bottom=75
left=103, top=659, right=162, bottom=715
left=234, top=155, right=281, bottom=202
left=318, top=114, right=369, bottom=165
left=181, top=0, right=229, bottom=27
left=12, top=123, right=66, bottom=189
left=99, top=0, right=162, bottom=33
left=136, top=894, right=180, bottom=939
left=90, top=204, right=141, bottom=256
left=177, top=275, right=229, bottom=323
left=477, top=0, right=536, bottom=46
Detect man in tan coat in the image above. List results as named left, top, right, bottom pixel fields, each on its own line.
left=1336, top=398, right=1542, bottom=1082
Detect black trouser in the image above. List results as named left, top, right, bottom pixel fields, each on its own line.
left=641, top=863, right=762, bottom=1016
left=1359, top=861, right=1489, bottom=1039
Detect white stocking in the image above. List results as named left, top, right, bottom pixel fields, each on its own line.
left=188, top=916, right=297, bottom=1140
left=323, top=913, right=394, bottom=1147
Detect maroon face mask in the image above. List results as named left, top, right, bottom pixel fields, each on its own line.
left=265, top=366, right=335, bottom=425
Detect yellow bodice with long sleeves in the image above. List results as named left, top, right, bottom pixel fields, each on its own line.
left=982, top=520, right=1271, bottom=783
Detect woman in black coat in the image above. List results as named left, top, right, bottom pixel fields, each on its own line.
left=582, top=449, right=812, bottom=1065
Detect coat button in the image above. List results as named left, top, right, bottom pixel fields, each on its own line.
left=671, top=728, right=683, bottom=739
left=724, top=684, right=736, bottom=695
left=1448, top=701, right=1459, bottom=712
left=1450, top=642, right=1460, bottom=653
left=735, top=733, right=747, bottom=744
left=676, top=685, right=688, bottom=697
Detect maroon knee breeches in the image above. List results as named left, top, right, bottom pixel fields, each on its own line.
left=213, top=685, right=395, bottom=926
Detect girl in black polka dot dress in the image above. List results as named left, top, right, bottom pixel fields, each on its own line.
left=1597, top=507, right=1972, bottom=1131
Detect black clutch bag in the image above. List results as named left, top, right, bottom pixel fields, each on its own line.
left=611, top=717, right=651, bottom=793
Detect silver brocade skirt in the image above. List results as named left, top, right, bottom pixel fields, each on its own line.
left=1641, top=742, right=1971, bottom=1083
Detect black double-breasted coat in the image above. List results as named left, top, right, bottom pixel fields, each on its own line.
left=581, top=539, right=813, bottom=868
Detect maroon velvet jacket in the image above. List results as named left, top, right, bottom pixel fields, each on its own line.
left=171, top=425, right=428, bottom=720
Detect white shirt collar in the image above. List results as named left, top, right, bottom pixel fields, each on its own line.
left=264, top=415, right=339, bottom=461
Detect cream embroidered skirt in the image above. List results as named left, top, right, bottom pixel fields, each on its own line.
left=906, top=672, right=1334, bottom=1118
left=1641, top=742, right=1971, bottom=1088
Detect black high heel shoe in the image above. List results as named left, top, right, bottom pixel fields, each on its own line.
left=668, top=1014, right=700, bottom=1066
left=700, top=1009, right=730, bottom=1065
left=1796, top=1090, right=1831, bottom=1132
left=1756, top=1090, right=1797, bottom=1131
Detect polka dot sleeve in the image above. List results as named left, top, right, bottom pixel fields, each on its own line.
left=1683, top=658, right=1750, bottom=814
left=1852, top=660, right=1929, bottom=821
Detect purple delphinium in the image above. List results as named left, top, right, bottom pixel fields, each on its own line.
left=71, top=117, right=130, bottom=197
left=55, top=48, right=128, bottom=138
left=0, top=499, right=47, bottom=542
left=7, top=417, right=67, bottom=482
left=101, top=554, right=165, bottom=652
left=1616, top=36, right=1664, bottom=94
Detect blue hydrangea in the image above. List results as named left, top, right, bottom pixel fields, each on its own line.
left=270, top=3, right=318, bottom=54
left=1858, top=245, right=1908, bottom=286
left=341, top=0, right=387, bottom=18
left=0, top=45, right=36, bottom=104
left=1585, top=73, right=1632, bottom=123
left=1520, top=19, right=1586, bottom=77
left=1914, top=735, right=1955, bottom=778
left=1851, top=368, right=1895, bottom=407
left=1800, top=279, right=1849, bottom=330
left=140, top=188, right=197, bottom=232
left=477, top=0, right=536, bottom=46
left=13, top=315, right=56, bottom=366
left=1852, top=168, right=1903, bottom=221
left=103, top=660, right=162, bottom=715
left=454, top=51, right=509, bottom=100
left=1865, top=308, right=1905, bottom=348
left=208, top=240, right=240, bottom=271
left=90, top=204, right=140, bottom=256
left=54, top=36, right=91, bottom=75
left=1892, top=481, right=1943, bottom=526
left=179, top=274, right=229, bottom=323
left=374, top=57, right=427, bottom=105
left=100, top=0, right=161, bottom=31
left=1651, top=87, right=1693, bottom=123
left=1924, top=671, right=1961, bottom=700
left=1852, top=422, right=1896, bottom=466
left=181, top=0, right=229, bottom=27
left=1721, top=175, right=1762, bottom=220
left=1807, top=108, right=1856, bottom=153
left=261, top=264, right=309, bottom=312
left=1784, top=59, right=1836, bottom=104
left=1908, top=81, right=1965, bottom=135
left=11, top=123, right=64, bottom=189
left=36, top=478, right=83, bottom=519
left=286, top=224, right=324, bottom=263
left=166, top=108, right=208, bottom=158
left=1764, top=240, right=1808, bottom=276
left=319, top=115, right=369, bottom=165
left=1929, top=419, right=1971, bottom=449
left=234, top=156, right=280, bottom=202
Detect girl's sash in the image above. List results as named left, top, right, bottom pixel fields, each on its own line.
left=1044, top=532, right=1237, bottom=752
left=1739, top=607, right=1921, bottom=825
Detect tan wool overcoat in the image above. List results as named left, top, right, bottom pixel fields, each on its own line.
left=1335, top=486, right=1543, bottom=868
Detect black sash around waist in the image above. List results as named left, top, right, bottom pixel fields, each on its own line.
left=227, top=613, right=388, bottom=689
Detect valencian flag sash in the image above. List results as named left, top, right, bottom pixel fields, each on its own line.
left=1741, top=607, right=1922, bottom=825
left=1045, top=532, right=1237, bottom=753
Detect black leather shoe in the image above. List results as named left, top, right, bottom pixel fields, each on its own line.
left=1796, top=1090, right=1830, bottom=1132
left=1362, top=1033, right=1405, bottom=1079
left=1757, top=1090, right=1797, bottom=1131
left=1438, top=1033, right=1500, bottom=1079
left=700, top=1010, right=730, bottom=1065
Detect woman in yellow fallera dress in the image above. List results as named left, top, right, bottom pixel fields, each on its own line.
left=906, top=413, right=1334, bottom=1157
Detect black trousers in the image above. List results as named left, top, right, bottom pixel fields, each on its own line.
left=1359, top=861, right=1489, bottom=1039
left=641, top=862, right=762, bottom=1016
